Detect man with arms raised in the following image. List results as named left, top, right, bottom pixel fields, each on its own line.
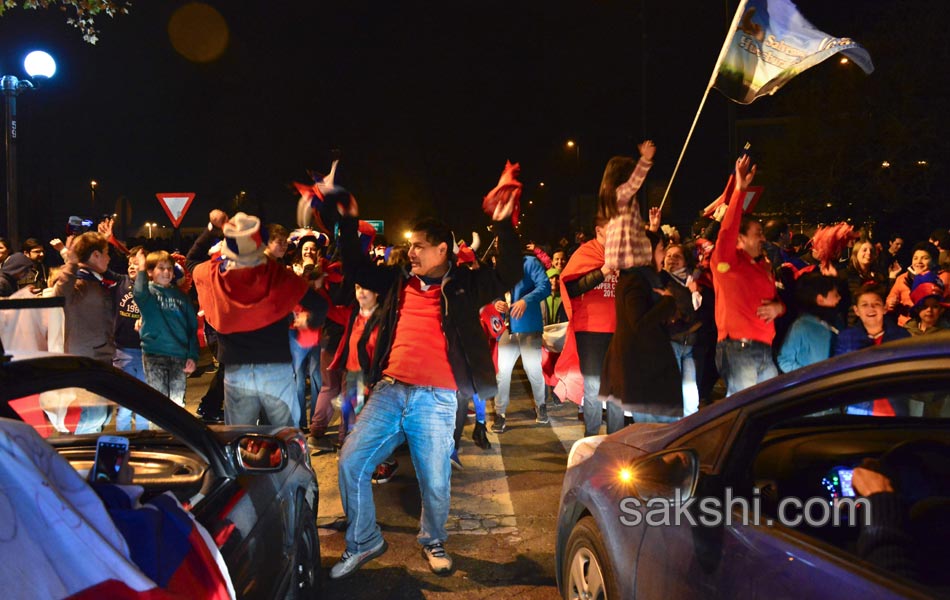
left=712, top=155, right=785, bottom=396
left=330, top=180, right=522, bottom=578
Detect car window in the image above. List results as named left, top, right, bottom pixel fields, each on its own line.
left=749, top=380, right=950, bottom=592
left=799, top=388, right=950, bottom=420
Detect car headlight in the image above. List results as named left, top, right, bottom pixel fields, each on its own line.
left=566, top=435, right=607, bottom=469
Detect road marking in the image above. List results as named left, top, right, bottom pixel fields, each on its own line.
left=313, top=449, right=343, bottom=529
left=449, top=421, right=516, bottom=530
left=548, top=402, right=586, bottom=455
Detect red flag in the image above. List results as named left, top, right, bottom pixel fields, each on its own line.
left=482, top=161, right=522, bottom=226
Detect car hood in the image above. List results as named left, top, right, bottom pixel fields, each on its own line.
left=605, top=422, right=681, bottom=454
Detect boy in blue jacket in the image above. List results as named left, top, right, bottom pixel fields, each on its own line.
left=134, top=251, right=199, bottom=412
left=777, top=273, right=841, bottom=373
left=834, top=284, right=910, bottom=415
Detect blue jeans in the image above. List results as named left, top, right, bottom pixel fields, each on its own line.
left=715, top=339, right=778, bottom=396
left=113, top=347, right=150, bottom=431
left=223, top=363, right=295, bottom=426
left=670, top=341, right=699, bottom=417
left=494, top=331, right=546, bottom=415
left=75, top=406, right=111, bottom=435
left=632, top=412, right=680, bottom=424
left=289, top=334, right=321, bottom=428
left=338, top=380, right=456, bottom=552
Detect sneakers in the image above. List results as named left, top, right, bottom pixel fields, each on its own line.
left=449, top=448, right=463, bottom=470
left=472, top=421, right=491, bottom=449
left=372, top=459, right=399, bottom=484
left=536, top=404, right=550, bottom=424
left=422, top=542, right=453, bottom=575
left=329, top=538, right=389, bottom=579
left=491, top=415, right=506, bottom=434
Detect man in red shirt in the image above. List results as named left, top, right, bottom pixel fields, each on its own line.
left=330, top=193, right=523, bottom=579
left=712, top=155, right=785, bottom=396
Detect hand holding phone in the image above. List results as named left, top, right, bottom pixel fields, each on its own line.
left=91, top=435, right=130, bottom=483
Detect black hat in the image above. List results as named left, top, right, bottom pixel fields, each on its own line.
left=353, top=266, right=393, bottom=296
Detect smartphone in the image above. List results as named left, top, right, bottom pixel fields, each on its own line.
left=837, top=468, right=855, bottom=497
left=91, top=435, right=129, bottom=483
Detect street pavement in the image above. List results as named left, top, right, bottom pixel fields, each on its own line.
left=185, top=362, right=585, bottom=599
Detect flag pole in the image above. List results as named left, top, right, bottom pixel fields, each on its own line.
left=659, top=0, right=748, bottom=211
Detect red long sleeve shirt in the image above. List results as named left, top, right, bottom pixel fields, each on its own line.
left=711, top=186, right=781, bottom=345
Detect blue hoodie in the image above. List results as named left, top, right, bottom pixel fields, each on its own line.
left=507, top=255, right=551, bottom=334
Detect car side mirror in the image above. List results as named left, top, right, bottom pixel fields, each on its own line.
left=234, top=435, right=286, bottom=472
left=630, top=448, right=699, bottom=502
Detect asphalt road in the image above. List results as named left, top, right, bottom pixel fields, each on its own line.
left=185, top=361, right=583, bottom=599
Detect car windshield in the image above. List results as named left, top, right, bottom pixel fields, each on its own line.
left=6, top=385, right=209, bottom=496
left=8, top=386, right=119, bottom=439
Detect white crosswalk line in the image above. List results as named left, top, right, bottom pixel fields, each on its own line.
left=448, top=422, right=515, bottom=529
left=548, top=403, right=586, bottom=455
left=314, top=451, right=343, bottom=528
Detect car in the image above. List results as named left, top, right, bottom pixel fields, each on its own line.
left=556, top=333, right=950, bottom=599
left=0, top=348, right=322, bottom=599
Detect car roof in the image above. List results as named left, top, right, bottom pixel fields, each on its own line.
left=614, top=332, right=950, bottom=453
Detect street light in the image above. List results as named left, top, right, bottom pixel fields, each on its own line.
left=2, top=50, right=55, bottom=247
left=566, top=139, right=580, bottom=162
left=146, top=222, right=157, bottom=238
left=90, top=180, right=98, bottom=212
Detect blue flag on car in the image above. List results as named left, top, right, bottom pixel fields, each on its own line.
left=712, top=0, right=873, bottom=104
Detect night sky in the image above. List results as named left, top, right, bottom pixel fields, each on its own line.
left=1, top=1, right=946, bottom=248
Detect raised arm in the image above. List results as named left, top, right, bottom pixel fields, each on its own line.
left=186, top=210, right=228, bottom=273
left=713, top=155, right=756, bottom=264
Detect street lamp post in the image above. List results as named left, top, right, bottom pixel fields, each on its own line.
left=2, top=51, right=56, bottom=248
left=566, top=139, right=580, bottom=163
left=147, top=222, right=157, bottom=239
left=90, top=180, right=98, bottom=213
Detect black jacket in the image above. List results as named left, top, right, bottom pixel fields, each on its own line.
left=339, top=216, right=523, bottom=398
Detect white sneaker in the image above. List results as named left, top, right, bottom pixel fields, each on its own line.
left=422, top=542, right=453, bottom=575
left=329, top=538, right=388, bottom=579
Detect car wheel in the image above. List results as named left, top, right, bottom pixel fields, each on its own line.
left=563, top=516, right=620, bottom=600
left=288, top=497, right=322, bottom=599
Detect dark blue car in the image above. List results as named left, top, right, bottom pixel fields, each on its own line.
left=557, top=333, right=950, bottom=599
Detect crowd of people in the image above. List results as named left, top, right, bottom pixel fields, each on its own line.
left=2, top=146, right=949, bottom=579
